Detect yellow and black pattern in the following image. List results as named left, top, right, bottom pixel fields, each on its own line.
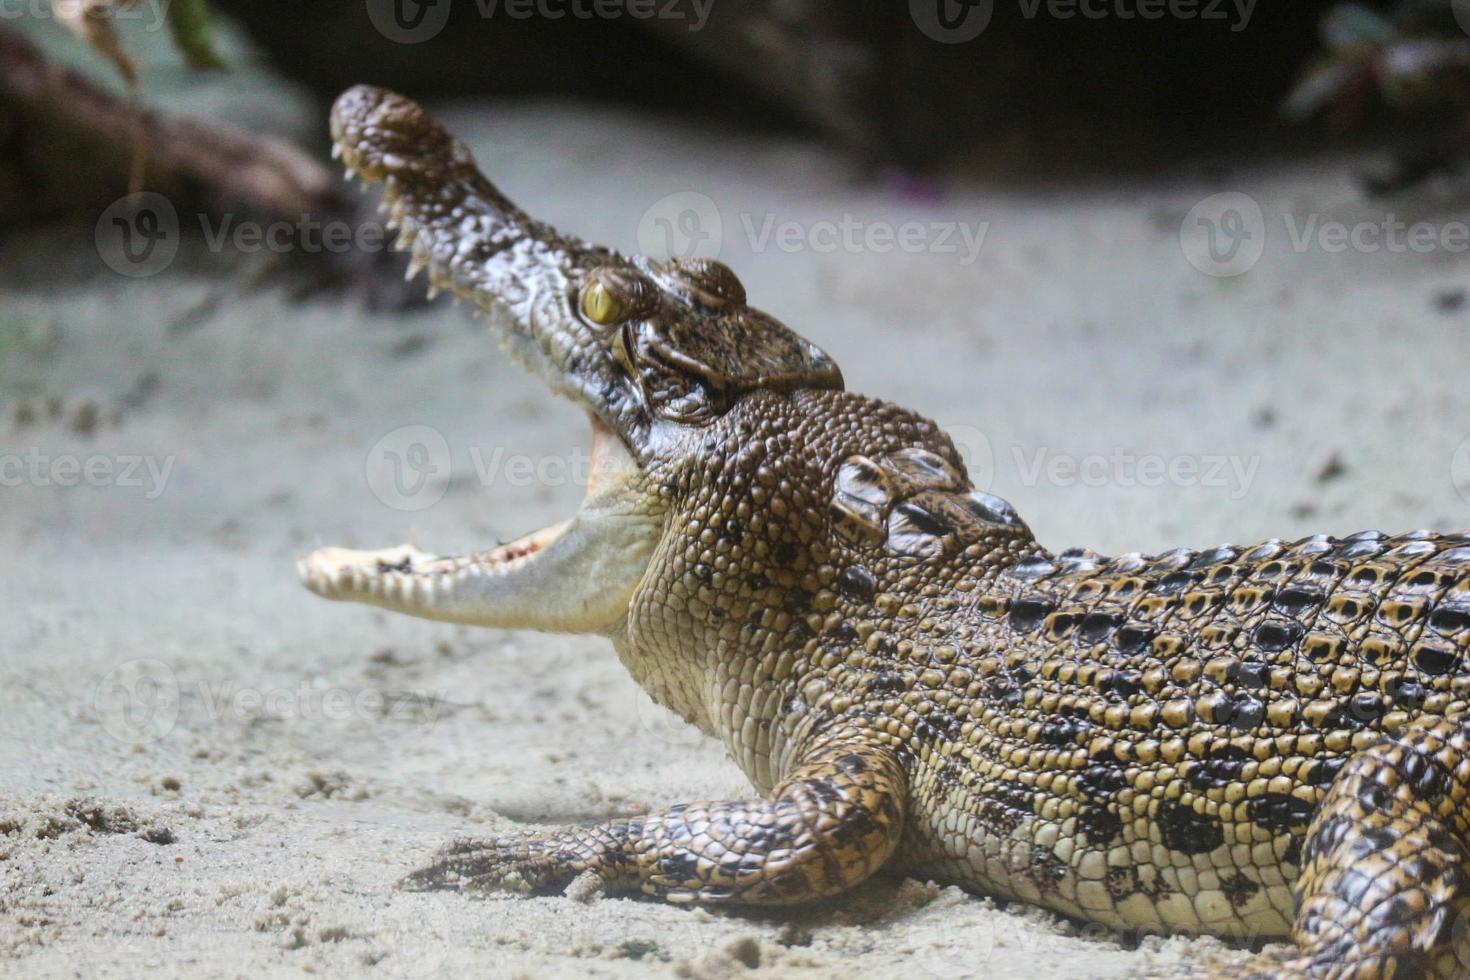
left=320, top=86, right=1470, bottom=978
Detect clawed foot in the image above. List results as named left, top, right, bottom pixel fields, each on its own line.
left=400, top=830, right=618, bottom=896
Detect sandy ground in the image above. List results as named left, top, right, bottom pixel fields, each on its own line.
left=6, top=21, right=1470, bottom=980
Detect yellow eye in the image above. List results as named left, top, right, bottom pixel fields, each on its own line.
left=580, top=280, right=623, bottom=325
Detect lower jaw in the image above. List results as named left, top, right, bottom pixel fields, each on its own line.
left=299, top=417, right=659, bottom=635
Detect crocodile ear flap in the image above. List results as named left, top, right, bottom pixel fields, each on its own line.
left=652, top=258, right=748, bottom=311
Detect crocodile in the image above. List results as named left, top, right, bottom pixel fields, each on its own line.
left=299, top=86, right=1470, bottom=978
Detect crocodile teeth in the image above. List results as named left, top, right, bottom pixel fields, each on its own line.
left=405, top=253, right=426, bottom=281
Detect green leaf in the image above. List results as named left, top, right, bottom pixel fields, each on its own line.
left=166, top=0, right=226, bottom=71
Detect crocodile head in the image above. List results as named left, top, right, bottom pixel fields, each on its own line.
left=299, top=86, right=849, bottom=641
left=300, top=88, right=1033, bottom=752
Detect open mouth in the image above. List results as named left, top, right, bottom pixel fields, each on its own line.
left=298, top=413, right=660, bottom=635
left=302, top=86, right=663, bottom=635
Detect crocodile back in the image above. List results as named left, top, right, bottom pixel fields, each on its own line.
left=896, top=529, right=1470, bottom=936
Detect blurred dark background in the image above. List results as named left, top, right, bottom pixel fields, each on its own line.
left=215, top=0, right=1328, bottom=167
left=4, top=0, right=1470, bottom=242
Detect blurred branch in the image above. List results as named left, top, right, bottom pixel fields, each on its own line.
left=0, top=26, right=339, bottom=220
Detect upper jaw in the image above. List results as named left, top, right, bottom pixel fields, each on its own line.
left=329, top=84, right=644, bottom=449
left=302, top=87, right=670, bottom=634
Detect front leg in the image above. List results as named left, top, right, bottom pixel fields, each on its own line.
left=403, top=732, right=907, bottom=904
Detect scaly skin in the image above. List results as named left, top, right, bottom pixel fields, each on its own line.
left=299, top=87, right=1470, bottom=977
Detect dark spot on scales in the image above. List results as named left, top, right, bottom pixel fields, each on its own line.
left=1233, top=661, right=1271, bottom=689
left=1429, top=604, right=1470, bottom=635
left=1156, top=800, right=1225, bottom=855
left=658, top=852, right=701, bottom=883
left=1274, top=587, right=1323, bottom=617
left=772, top=541, right=800, bottom=567
left=1412, top=643, right=1460, bottom=676
left=1156, top=571, right=1199, bottom=595
left=1307, top=756, right=1347, bottom=787
left=1008, top=597, right=1054, bottom=633
left=1114, top=625, right=1155, bottom=654
left=1220, top=872, right=1260, bottom=909
left=1187, top=756, right=1247, bottom=791
left=1078, top=612, right=1123, bottom=643
left=1247, top=793, right=1316, bottom=833
left=1253, top=621, right=1303, bottom=652
left=838, top=565, right=877, bottom=598
left=1079, top=803, right=1123, bottom=846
